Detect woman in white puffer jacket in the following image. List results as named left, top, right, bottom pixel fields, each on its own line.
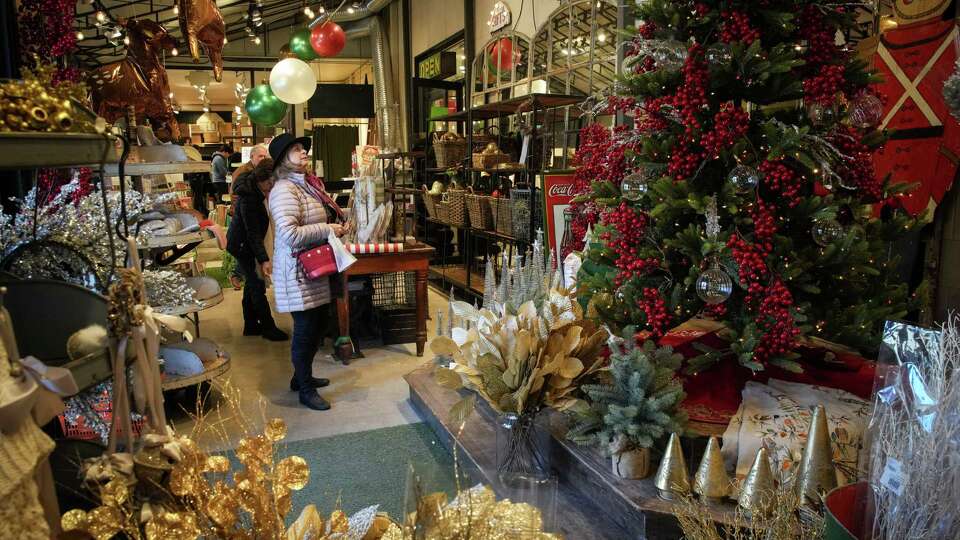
left=267, top=134, right=347, bottom=411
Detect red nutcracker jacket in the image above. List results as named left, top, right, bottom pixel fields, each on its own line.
left=871, top=17, right=960, bottom=215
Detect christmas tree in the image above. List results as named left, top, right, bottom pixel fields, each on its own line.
left=567, top=334, right=687, bottom=453
left=574, top=1, right=922, bottom=372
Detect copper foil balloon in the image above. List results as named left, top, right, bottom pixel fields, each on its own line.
left=278, top=44, right=297, bottom=60
left=89, top=19, right=180, bottom=141
left=176, top=0, right=226, bottom=82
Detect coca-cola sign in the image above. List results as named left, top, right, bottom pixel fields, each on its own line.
left=548, top=183, right=574, bottom=197
left=543, top=173, right=576, bottom=253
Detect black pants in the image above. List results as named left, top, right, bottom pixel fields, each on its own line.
left=211, top=182, right=229, bottom=203
left=290, top=305, right=334, bottom=389
left=189, top=177, right=207, bottom=214
left=234, top=252, right=276, bottom=331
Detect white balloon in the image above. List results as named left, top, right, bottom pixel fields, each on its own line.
left=269, top=58, right=316, bottom=104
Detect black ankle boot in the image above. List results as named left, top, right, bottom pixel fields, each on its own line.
left=298, top=389, right=330, bottom=411
left=290, top=376, right=330, bottom=391
left=261, top=326, right=289, bottom=341
left=243, top=321, right=262, bottom=336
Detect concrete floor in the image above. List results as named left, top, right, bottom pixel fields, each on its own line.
left=169, top=282, right=449, bottom=449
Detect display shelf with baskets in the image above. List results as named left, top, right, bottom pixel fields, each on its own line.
left=419, top=93, right=584, bottom=299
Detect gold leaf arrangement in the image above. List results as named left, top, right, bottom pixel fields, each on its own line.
left=433, top=288, right=609, bottom=417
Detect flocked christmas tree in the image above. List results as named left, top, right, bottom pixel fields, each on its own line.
left=574, top=1, right=923, bottom=372
left=567, top=333, right=687, bottom=454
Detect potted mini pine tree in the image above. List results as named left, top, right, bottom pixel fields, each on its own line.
left=567, top=334, right=687, bottom=479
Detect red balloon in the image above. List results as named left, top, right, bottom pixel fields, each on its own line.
left=487, top=37, right=518, bottom=74
left=310, top=21, right=346, bottom=58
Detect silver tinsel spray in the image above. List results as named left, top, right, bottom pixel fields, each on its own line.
left=945, top=59, right=960, bottom=122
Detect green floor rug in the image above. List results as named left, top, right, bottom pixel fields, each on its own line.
left=277, top=422, right=461, bottom=520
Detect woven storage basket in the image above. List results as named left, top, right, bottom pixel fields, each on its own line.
left=472, top=152, right=511, bottom=170
left=466, top=193, right=495, bottom=230
left=434, top=139, right=467, bottom=168
left=495, top=196, right=513, bottom=236
left=446, top=189, right=468, bottom=227
left=436, top=201, right=450, bottom=223
left=421, top=187, right=438, bottom=219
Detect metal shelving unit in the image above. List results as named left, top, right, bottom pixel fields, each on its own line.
left=422, top=94, right=584, bottom=298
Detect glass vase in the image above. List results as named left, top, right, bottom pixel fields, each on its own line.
left=496, top=411, right=550, bottom=480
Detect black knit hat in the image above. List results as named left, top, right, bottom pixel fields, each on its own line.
left=268, top=133, right=312, bottom=171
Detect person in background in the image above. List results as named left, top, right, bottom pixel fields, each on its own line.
left=227, top=144, right=270, bottom=290
left=226, top=158, right=288, bottom=342
left=181, top=137, right=207, bottom=214
left=209, top=143, right=234, bottom=205
left=268, top=133, right=349, bottom=411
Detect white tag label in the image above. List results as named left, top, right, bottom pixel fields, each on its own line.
left=519, top=134, right=531, bottom=165
left=879, top=457, right=904, bottom=496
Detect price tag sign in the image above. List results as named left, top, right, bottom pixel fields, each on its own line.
left=879, top=457, right=904, bottom=496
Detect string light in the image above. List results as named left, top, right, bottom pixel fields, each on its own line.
left=173, top=4, right=179, bottom=15
left=75, top=31, right=85, bottom=41
left=254, top=36, right=261, bottom=45
left=95, top=11, right=106, bottom=23
left=123, top=36, right=130, bottom=45
left=171, top=47, right=178, bottom=56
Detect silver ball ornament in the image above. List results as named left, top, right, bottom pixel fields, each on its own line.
left=812, top=218, right=844, bottom=246
left=696, top=266, right=733, bottom=305
left=728, top=164, right=761, bottom=193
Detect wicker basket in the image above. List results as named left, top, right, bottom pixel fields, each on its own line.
left=472, top=152, right=511, bottom=170
left=434, top=138, right=467, bottom=168
left=421, top=186, right=439, bottom=219
left=445, top=189, right=468, bottom=227
left=494, top=196, right=513, bottom=236
left=466, top=193, right=495, bottom=230
left=436, top=201, right=450, bottom=223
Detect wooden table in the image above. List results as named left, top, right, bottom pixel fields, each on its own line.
left=335, top=245, right=435, bottom=357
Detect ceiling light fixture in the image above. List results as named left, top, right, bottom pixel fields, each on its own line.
left=172, top=4, right=178, bottom=15
left=95, top=11, right=106, bottom=23
left=254, top=36, right=261, bottom=45
left=171, top=47, right=179, bottom=56
left=304, top=6, right=314, bottom=18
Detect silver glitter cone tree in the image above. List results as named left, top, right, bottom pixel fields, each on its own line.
left=483, top=258, right=497, bottom=309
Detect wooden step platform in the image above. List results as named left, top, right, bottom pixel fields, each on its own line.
left=405, top=363, right=738, bottom=539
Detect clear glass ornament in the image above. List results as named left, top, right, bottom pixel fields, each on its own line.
left=812, top=218, right=844, bottom=246
left=807, top=102, right=837, bottom=126
left=621, top=166, right=658, bottom=201
left=728, top=164, right=761, bottom=193
left=705, top=44, right=732, bottom=65
left=696, top=265, right=733, bottom=305
left=848, top=93, right=883, bottom=129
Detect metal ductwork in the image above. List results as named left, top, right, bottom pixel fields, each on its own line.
left=309, top=1, right=397, bottom=151
left=308, top=0, right=393, bottom=27
left=335, top=12, right=398, bottom=151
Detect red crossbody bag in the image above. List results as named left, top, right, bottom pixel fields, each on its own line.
left=297, top=244, right=338, bottom=279
left=295, top=174, right=345, bottom=280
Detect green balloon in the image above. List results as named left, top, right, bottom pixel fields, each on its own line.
left=288, top=28, right=318, bottom=61
left=245, top=84, right=288, bottom=126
